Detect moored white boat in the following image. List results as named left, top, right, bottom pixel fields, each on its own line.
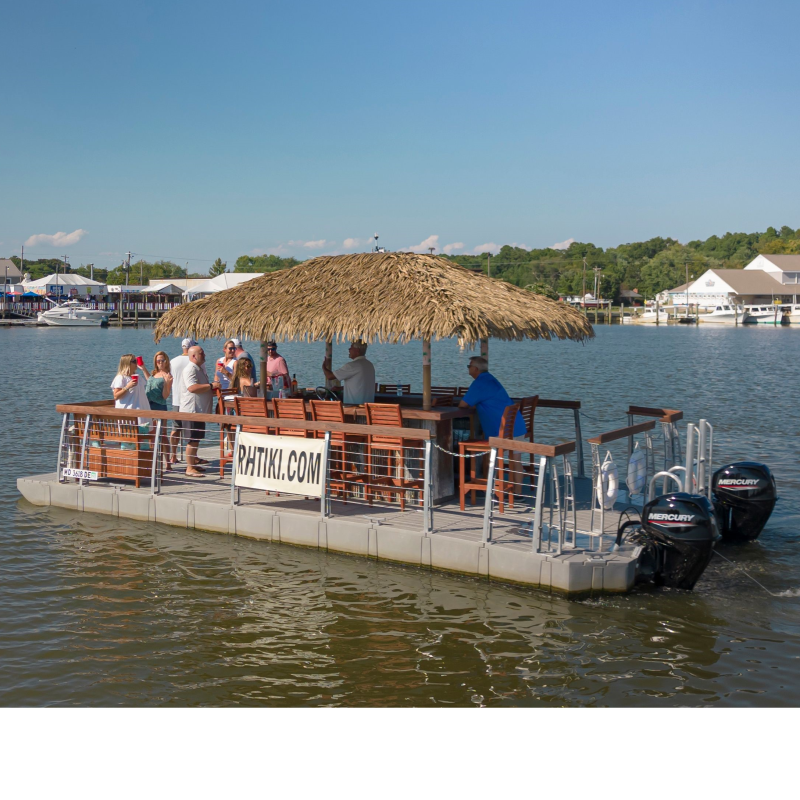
left=37, top=300, right=109, bottom=327
left=697, top=304, right=748, bottom=325
left=743, top=305, right=783, bottom=325
left=631, top=307, right=667, bottom=324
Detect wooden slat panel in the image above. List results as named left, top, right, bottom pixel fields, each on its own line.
left=487, top=437, right=575, bottom=457
left=55, top=403, right=431, bottom=440
left=587, top=419, right=656, bottom=445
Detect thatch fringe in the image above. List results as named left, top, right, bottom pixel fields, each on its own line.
left=154, top=252, right=594, bottom=346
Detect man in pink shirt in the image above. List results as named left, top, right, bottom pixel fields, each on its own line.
left=265, top=341, right=290, bottom=389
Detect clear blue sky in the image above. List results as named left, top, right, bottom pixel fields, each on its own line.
left=2, top=0, right=799, bottom=270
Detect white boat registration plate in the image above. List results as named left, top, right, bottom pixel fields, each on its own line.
left=62, top=468, right=99, bottom=481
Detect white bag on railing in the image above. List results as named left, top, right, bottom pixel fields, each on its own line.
left=627, top=442, right=647, bottom=496
left=597, top=451, right=619, bottom=510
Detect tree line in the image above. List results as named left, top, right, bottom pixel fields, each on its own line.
left=445, top=225, right=800, bottom=300
left=9, top=225, right=799, bottom=300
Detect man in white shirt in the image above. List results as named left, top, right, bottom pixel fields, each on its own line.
left=179, top=345, right=219, bottom=477
left=169, top=337, right=196, bottom=460
left=321, top=341, right=375, bottom=405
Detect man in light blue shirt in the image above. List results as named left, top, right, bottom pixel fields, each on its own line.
left=460, top=355, right=526, bottom=496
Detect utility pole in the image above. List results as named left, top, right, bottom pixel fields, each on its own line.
left=488, top=253, right=491, bottom=278
left=21, top=245, right=24, bottom=277
left=125, top=251, right=131, bottom=286
left=582, top=256, right=587, bottom=302
left=89, top=263, right=94, bottom=281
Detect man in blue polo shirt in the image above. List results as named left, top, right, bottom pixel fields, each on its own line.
left=459, top=355, right=526, bottom=496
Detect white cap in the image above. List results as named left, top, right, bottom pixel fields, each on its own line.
left=231, top=338, right=242, bottom=348
left=182, top=337, right=197, bottom=348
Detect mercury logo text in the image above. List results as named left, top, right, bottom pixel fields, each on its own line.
left=649, top=513, right=694, bottom=522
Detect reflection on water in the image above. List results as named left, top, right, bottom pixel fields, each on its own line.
left=1, top=325, right=800, bottom=706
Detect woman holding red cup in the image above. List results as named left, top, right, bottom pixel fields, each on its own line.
left=111, top=354, right=151, bottom=421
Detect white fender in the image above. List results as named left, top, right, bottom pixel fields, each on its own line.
left=597, top=452, right=619, bottom=510
left=627, top=443, right=647, bottom=496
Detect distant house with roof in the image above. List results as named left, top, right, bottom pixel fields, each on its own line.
left=678, top=268, right=789, bottom=309
left=743, top=254, right=800, bottom=287
left=1, top=259, right=23, bottom=286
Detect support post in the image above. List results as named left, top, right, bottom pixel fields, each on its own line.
left=480, top=337, right=489, bottom=367
left=320, top=431, right=331, bottom=520
left=57, top=413, right=68, bottom=482
left=324, top=338, right=334, bottom=389
left=150, top=418, right=162, bottom=496
left=697, top=418, right=707, bottom=497
left=481, top=447, right=498, bottom=543
left=573, top=408, right=585, bottom=477
left=78, top=414, right=91, bottom=487
left=685, top=423, right=696, bottom=493
left=423, top=440, right=433, bottom=535
left=260, top=341, right=268, bottom=394
left=422, top=337, right=432, bottom=411
left=230, top=425, right=241, bottom=506
left=531, top=455, right=548, bottom=552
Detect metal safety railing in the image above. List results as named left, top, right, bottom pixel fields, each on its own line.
left=55, top=402, right=434, bottom=532
left=481, top=437, right=577, bottom=554
left=585, top=420, right=656, bottom=550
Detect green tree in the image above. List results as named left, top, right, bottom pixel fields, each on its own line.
left=234, top=254, right=301, bottom=273
left=209, top=257, right=227, bottom=277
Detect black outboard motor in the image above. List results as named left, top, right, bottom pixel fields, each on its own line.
left=619, top=493, right=719, bottom=590
left=712, top=462, right=777, bottom=542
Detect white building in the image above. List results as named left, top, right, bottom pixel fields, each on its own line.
left=183, top=273, right=263, bottom=299
left=743, top=254, right=800, bottom=286
left=676, top=268, right=788, bottom=309
left=147, top=273, right=264, bottom=298
left=22, top=273, right=107, bottom=297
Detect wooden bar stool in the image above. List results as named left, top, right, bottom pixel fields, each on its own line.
left=364, top=403, right=424, bottom=511
left=310, top=399, right=368, bottom=502
left=215, top=387, right=238, bottom=476
left=273, top=397, right=312, bottom=438
left=233, top=396, right=276, bottom=495
left=459, top=403, right=519, bottom=513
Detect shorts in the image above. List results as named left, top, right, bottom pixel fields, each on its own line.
left=188, top=421, right=206, bottom=443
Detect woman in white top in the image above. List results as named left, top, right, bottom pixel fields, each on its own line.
left=111, top=353, right=151, bottom=425
left=214, top=340, right=237, bottom=391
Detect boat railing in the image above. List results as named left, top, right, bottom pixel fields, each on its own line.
left=482, top=436, right=577, bottom=554
left=584, top=420, right=657, bottom=550
left=521, top=398, right=585, bottom=478
left=55, top=402, right=436, bottom=532
left=626, top=405, right=684, bottom=483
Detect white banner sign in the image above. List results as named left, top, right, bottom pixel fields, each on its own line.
left=234, top=432, right=326, bottom=497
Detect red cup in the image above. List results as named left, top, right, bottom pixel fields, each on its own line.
left=136, top=356, right=144, bottom=367
left=130, top=375, right=139, bottom=385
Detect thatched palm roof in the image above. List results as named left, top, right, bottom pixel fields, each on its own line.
left=154, top=252, right=593, bottom=346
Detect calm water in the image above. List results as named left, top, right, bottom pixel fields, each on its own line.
left=2, top=324, right=800, bottom=706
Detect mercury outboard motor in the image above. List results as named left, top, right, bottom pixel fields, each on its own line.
left=618, top=493, right=719, bottom=590
left=712, top=462, right=777, bottom=542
